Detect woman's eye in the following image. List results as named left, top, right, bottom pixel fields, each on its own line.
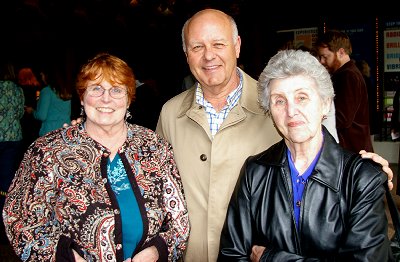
left=298, top=96, right=308, bottom=102
left=92, top=86, right=102, bottom=91
left=112, top=88, right=123, bottom=94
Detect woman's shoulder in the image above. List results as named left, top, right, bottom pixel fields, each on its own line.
left=39, top=85, right=56, bottom=95
left=127, top=123, right=171, bottom=148
left=128, top=123, right=158, bottom=139
left=244, top=140, right=285, bottom=169
left=344, top=153, right=387, bottom=191
left=0, top=80, right=22, bottom=92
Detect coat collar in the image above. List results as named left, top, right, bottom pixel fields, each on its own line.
left=176, top=68, right=266, bottom=118
left=256, top=126, right=349, bottom=192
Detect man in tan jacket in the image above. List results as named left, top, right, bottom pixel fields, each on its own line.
left=155, top=9, right=392, bottom=262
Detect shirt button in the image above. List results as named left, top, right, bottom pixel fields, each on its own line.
left=103, top=178, right=107, bottom=183
left=296, top=201, right=301, bottom=207
left=116, top=244, right=122, bottom=250
left=114, top=209, right=120, bottom=215
left=200, top=154, right=207, bottom=161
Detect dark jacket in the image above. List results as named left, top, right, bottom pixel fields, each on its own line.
left=332, top=60, right=373, bottom=153
left=218, top=127, right=391, bottom=261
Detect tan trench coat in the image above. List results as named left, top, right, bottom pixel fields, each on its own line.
left=156, top=69, right=281, bottom=262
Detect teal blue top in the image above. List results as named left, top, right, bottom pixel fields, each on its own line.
left=34, top=85, right=71, bottom=136
left=0, top=80, right=24, bottom=141
left=108, top=153, right=143, bottom=259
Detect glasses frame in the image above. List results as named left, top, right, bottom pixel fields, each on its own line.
left=86, top=85, right=127, bottom=99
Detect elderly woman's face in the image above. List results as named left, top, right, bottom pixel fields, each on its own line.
left=269, top=75, right=330, bottom=144
left=81, top=79, right=128, bottom=129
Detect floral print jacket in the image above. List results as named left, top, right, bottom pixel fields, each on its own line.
left=3, top=123, right=189, bottom=262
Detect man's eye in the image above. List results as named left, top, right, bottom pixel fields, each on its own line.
left=214, top=43, right=226, bottom=48
left=192, top=46, right=203, bottom=51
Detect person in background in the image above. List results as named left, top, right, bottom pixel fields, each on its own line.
left=3, top=53, right=189, bottom=261
left=17, top=66, right=42, bottom=149
left=218, top=49, right=391, bottom=261
left=127, top=76, right=163, bottom=131
left=392, top=85, right=400, bottom=141
left=356, top=59, right=379, bottom=136
left=33, top=62, right=72, bottom=136
left=155, top=9, right=393, bottom=262
left=316, top=30, right=373, bottom=153
left=0, top=61, right=25, bottom=244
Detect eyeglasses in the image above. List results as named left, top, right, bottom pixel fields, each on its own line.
left=86, top=85, right=127, bottom=99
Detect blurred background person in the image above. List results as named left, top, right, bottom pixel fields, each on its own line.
left=0, top=61, right=24, bottom=245
left=316, top=30, right=373, bottom=153
left=3, top=53, right=189, bottom=261
left=17, top=66, right=41, bottom=149
left=33, top=62, right=72, bottom=136
left=356, top=59, right=379, bottom=136
left=392, top=90, right=400, bottom=141
left=127, top=73, right=163, bottom=131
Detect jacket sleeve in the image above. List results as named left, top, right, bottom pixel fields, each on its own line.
left=2, top=145, right=73, bottom=262
left=156, top=139, right=190, bottom=261
left=335, top=159, right=390, bottom=261
left=218, top=158, right=255, bottom=261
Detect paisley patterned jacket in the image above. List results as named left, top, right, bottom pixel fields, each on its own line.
left=3, top=123, right=189, bottom=262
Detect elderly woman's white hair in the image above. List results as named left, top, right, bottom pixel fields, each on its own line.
left=258, top=49, right=334, bottom=114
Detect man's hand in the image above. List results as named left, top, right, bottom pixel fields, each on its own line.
left=72, top=249, right=86, bottom=262
left=131, top=246, right=159, bottom=262
left=250, top=245, right=266, bottom=262
left=359, top=150, right=394, bottom=191
left=63, top=117, right=83, bottom=128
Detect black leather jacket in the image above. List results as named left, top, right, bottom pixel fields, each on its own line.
left=219, top=127, right=391, bottom=261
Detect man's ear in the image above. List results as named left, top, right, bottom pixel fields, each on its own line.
left=338, top=48, right=346, bottom=58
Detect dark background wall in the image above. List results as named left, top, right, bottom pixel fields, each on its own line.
left=1, top=0, right=398, bottom=137
left=0, top=0, right=325, bottom=100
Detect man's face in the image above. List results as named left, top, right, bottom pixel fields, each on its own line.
left=184, top=10, right=240, bottom=90
left=317, top=47, right=341, bottom=74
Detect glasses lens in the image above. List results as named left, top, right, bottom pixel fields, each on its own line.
left=87, top=85, right=127, bottom=98
left=110, top=87, right=127, bottom=99
left=88, top=86, right=103, bottom=97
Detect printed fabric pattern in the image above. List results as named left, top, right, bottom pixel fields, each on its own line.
left=2, top=123, right=189, bottom=262
left=0, top=80, right=24, bottom=141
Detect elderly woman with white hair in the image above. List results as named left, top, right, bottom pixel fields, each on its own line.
left=218, top=49, right=392, bottom=261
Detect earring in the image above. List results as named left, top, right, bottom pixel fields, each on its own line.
left=125, top=110, right=132, bottom=120
left=80, top=106, right=84, bottom=117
